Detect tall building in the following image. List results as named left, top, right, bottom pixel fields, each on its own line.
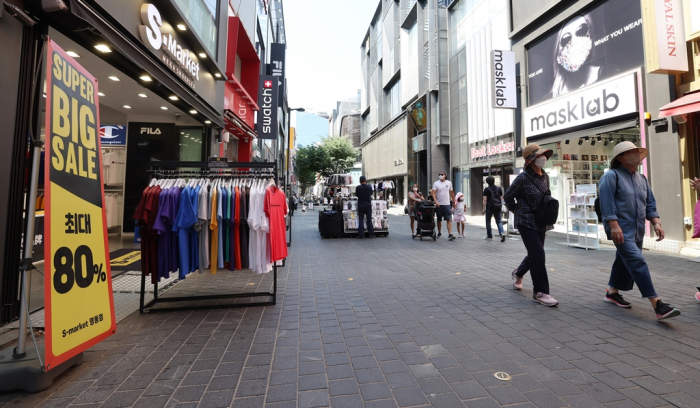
left=295, top=112, right=330, bottom=147
left=447, top=0, right=514, bottom=214
left=329, top=94, right=362, bottom=148
left=359, top=0, right=451, bottom=206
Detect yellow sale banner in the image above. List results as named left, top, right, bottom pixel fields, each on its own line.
left=44, top=38, right=115, bottom=371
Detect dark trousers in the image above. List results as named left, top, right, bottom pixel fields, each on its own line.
left=485, top=206, right=504, bottom=238
left=358, top=205, right=374, bottom=237
left=515, top=226, right=549, bottom=294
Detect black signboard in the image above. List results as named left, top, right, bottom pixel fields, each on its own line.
left=256, top=75, right=279, bottom=140
left=208, top=156, right=229, bottom=168
left=526, top=0, right=644, bottom=106
left=271, top=43, right=286, bottom=100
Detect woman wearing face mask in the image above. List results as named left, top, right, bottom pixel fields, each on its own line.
left=408, top=184, right=425, bottom=237
left=598, top=142, right=680, bottom=320
left=551, top=14, right=602, bottom=98
left=504, top=143, right=558, bottom=306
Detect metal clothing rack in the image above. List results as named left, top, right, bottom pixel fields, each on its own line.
left=138, top=159, right=280, bottom=313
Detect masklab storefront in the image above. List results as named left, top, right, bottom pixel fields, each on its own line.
left=509, top=0, right=684, bottom=248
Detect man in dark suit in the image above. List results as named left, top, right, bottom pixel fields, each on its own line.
left=356, top=176, right=375, bottom=239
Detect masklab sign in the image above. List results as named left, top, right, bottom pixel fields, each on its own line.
left=471, top=141, right=515, bottom=160
left=491, top=50, right=516, bottom=109
left=524, top=72, right=638, bottom=139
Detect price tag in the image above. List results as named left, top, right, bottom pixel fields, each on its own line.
left=44, top=39, right=115, bottom=371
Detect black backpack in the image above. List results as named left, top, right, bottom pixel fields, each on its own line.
left=488, top=186, right=502, bottom=208
left=523, top=173, right=559, bottom=226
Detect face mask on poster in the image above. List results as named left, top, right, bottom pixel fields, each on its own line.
left=557, top=34, right=592, bottom=72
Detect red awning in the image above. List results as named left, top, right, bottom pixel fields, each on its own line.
left=658, top=92, right=700, bottom=118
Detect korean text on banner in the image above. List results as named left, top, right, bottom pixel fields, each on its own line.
left=44, top=38, right=115, bottom=371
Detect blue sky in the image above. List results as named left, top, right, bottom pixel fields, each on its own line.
left=284, top=0, right=378, bottom=114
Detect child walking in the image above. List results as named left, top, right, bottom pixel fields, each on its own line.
left=453, top=193, right=467, bottom=238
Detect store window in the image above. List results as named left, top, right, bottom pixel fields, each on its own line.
left=179, top=128, right=205, bottom=161
left=173, top=0, right=219, bottom=57
left=541, top=127, right=642, bottom=223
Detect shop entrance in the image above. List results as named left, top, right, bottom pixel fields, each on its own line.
left=469, top=165, right=513, bottom=216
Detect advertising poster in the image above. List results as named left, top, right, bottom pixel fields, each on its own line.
left=526, top=0, right=644, bottom=106
left=44, top=39, right=115, bottom=370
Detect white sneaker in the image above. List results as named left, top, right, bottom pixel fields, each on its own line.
left=532, top=292, right=558, bottom=307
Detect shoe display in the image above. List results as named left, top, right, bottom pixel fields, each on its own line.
left=604, top=292, right=631, bottom=308
left=448, top=234, right=456, bottom=241
left=500, top=235, right=506, bottom=242
left=532, top=292, right=559, bottom=307
left=511, top=270, right=522, bottom=290
left=654, top=300, right=680, bottom=320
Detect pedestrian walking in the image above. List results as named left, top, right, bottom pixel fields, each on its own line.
left=482, top=176, right=505, bottom=242
left=302, top=198, right=307, bottom=214
left=504, top=143, right=558, bottom=306
left=431, top=170, right=456, bottom=241
left=289, top=193, right=296, bottom=217
left=408, top=184, right=425, bottom=237
left=356, top=176, right=375, bottom=239
left=599, top=141, right=680, bottom=320
left=453, top=193, right=466, bottom=238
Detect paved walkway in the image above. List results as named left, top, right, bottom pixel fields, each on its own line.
left=3, top=212, right=700, bottom=407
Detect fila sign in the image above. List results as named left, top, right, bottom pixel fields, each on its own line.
left=139, top=3, right=202, bottom=88
left=256, top=76, right=278, bottom=140
left=524, top=73, right=638, bottom=139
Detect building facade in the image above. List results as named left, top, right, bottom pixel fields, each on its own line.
left=508, top=0, right=684, bottom=250
left=360, top=0, right=451, bottom=207
left=447, top=0, right=514, bottom=215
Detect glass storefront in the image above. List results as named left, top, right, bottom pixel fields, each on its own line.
left=539, top=126, right=642, bottom=224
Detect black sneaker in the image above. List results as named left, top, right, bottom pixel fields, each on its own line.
left=500, top=235, right=506, bottom=242
left=438, top=233, right=442, bottom=238
left=604, top=292, right=631, bottom=308
left=655, top=300, right=681, bottom=320
left=448, top=234, right=456, bottom=241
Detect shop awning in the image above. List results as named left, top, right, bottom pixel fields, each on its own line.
left=658, top=92, right=700, bottom=118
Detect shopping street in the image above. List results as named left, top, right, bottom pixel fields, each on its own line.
left=3, top=212, right=700, bottom=408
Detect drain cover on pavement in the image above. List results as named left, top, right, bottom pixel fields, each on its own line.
left=494, top=372, right=511, bottom=381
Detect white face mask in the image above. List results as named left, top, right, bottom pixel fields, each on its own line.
left=413, top=188, right=418, bottom=192
left=439, top=175, right=445, bottom=181
left=534, top=156, right=547, bottom=168
left=557, top=32, right=592, bottom=72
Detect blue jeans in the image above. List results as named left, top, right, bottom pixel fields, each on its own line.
left=485, top=206, right=504, bottom=238
left=358, top=205, right=374, bottom=237
left=609, top=240, right=658, bottom=298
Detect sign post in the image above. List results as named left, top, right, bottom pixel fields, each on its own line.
left=0, top=38, right=114, bottom=393
left=43, top=39, right=116, bottom=370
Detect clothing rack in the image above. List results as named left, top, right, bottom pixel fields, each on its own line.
left=138, top=159, right=279, bottom=313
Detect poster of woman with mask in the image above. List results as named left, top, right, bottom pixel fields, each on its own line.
left=526, top=0, right=644, bottom=106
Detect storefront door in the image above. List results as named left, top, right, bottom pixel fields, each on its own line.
left=469, top=165, right=513, bottom=216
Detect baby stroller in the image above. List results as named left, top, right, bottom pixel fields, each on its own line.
left=413, top=200, right=437, bottom=241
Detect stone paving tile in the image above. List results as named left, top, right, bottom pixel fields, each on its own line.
left=8, top=214, right=700, bottom=407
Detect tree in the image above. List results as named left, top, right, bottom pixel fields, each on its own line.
left=294, top=144, right=330, bottom=194
left=319, top=135, right=359, bottom=177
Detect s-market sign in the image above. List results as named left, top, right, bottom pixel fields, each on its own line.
left=139, top=3, right=202, bottom=89
left=524, top=72, right=638, bottom=139
left=256, top=76, right=278, bottom=140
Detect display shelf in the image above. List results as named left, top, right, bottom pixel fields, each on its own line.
left=565, top=185, right=599, bottom=250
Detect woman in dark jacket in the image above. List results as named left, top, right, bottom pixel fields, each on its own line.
left=504, top=143, right=557, bottom=307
